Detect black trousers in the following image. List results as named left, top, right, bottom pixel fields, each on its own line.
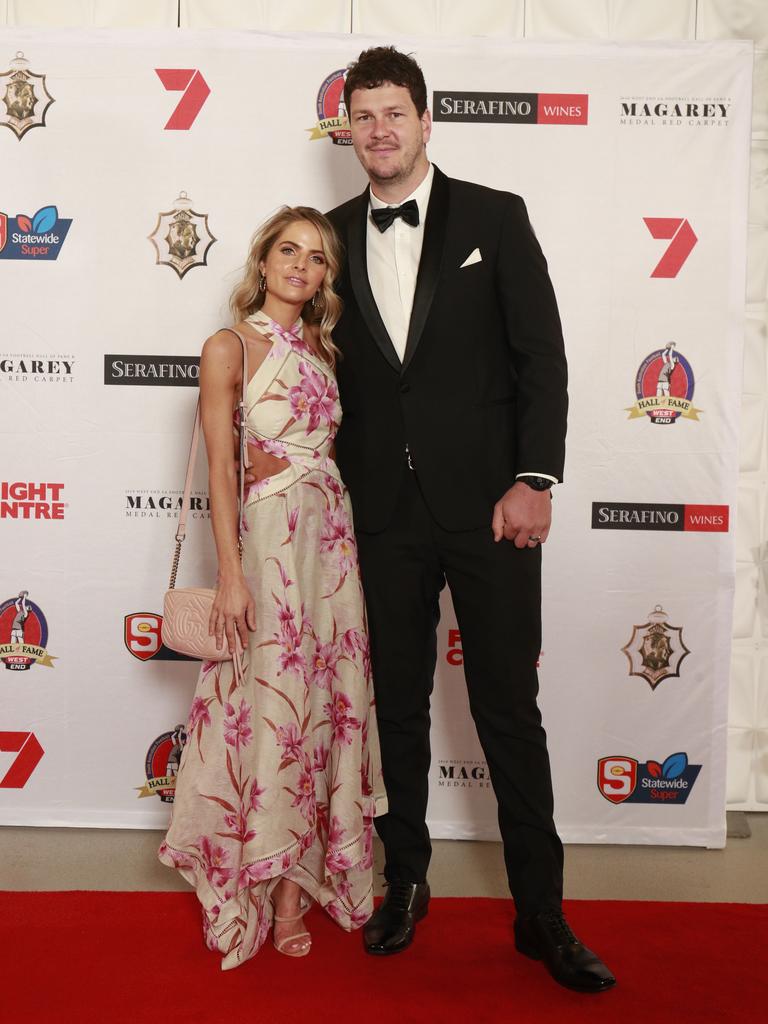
left=355, top=467, right=564, bottom=917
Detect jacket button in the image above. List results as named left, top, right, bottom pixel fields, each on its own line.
left=400, top=383, right=411, bottom=394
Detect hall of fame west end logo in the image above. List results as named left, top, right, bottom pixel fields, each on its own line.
left=307, top=68, right=352, bottom=145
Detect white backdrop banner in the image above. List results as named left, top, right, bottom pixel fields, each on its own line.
left=0, top=29, right=752, bottom=847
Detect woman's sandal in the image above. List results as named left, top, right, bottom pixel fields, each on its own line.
left=272, top=909, right=312, bottom=958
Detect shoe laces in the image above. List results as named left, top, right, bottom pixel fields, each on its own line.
left=385, top=881, right=420, bottom=911
left=541, top=910, right=578, bottom=945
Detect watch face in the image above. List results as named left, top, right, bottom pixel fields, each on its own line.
left=525, top=476, right=553, bottom=491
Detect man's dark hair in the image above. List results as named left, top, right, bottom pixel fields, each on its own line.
left=343, top=46, right=428, bottom=118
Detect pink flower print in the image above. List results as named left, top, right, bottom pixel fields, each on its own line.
left=328, top=816, right=346, bottom=846
left=223, top=809, right=258, bottom=844
left=340, top=627, right=367, bottom=659
left=249, top=778, right=266, bottom=812
left=313, top=742, right=329, bottom=773
left=320, top=506, right=357, bottom=577
left=299, top=829, right=314, bottom=855
left=311, top=641, right=340, bottom=690
left=238, top=859, right=274, bottom=888
left=223, top=699, right=253, bottom=751
left=288, top=362, right=339, bottom=434
left=291, top=769, right=315, bottom=820
left=275, top=722, right=305, bottom=763
left=350, top=906, right=370, bottom=927
left=198, top=835, right=235, bottom=888
left=326, top=903, right=343, bottom=923
left=281, top=850, right=293, bottom=871
left=337, top=877, right=352, bottom=899
left=362, top=822, right=374, bottom=869
left=187, top=697, right=211, bottom=731
left=324, top=691, right=361, bottom=746
left=158, top=842, right=191, bottom=869
left=326, top=848, right=353, bottom=873
left=282, top=505, right=299, bottom=546
left=259, top=437, right=288, bottom=458
left=360, top=762, right=373, bottom=797
left=326, top=475, right=342, bottom=498
left=277, top=631, right=307, bottom=676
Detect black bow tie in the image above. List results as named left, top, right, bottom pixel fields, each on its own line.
left=371, top=199, right=420, bottom=233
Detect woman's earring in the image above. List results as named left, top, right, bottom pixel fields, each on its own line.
left=259, top=272, right=266, bottom=293
left=311, top=290, right=319, bottom=309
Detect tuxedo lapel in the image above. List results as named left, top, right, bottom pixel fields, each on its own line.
left=346, top=188, right=401, bottom=373
left=401, top=166, right=449, bottom=374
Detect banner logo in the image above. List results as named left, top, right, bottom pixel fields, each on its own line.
left=1, top=354, right=74, bottom=383
left=0, top=205, right=72, bottom=260
left=627, top=343, right=701, bottom=424
left=1, top=482, right=65, bottom=520
left=148, top=191, right=216, bottom=279
left=155, top=68, right=210, bottom=129
left=433, top=91, right=588, bottom=125
left=137, top=725, right=187, bottom=801
left=308, top=68, right=351, bottom=144
left=592, top=503, right=728, bottom=532
left=597, top=752, right=701, bottom=804
left=621, top=605, right=690, bottom=691
left=437, top=759, right=491, bottom=791
left=125, top=612, right=195, bottom=661
left=104, top=354, right=199, bottom=386
left=0, top=592, right=57, bottom=671
left=0, top=51, right=54, bottom=140
left=0, top=731, right=44, bottom=787
left=123, top=490, right=209, bottom=520
left=644, top=217, right=697, bottom=278
left=621, top=97, right=731, bottom=128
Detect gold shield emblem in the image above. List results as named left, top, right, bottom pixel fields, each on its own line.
left=148, top=191, right=216, bottom=279
left=1, top=52, right=54, bottom=140
left=621, top=604, right=690, bottom=691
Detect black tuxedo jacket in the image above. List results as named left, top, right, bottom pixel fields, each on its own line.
left=327, top=165, right=567, bottom=533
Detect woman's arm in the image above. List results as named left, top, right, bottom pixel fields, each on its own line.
left=199, top=330, right=256, bottom=654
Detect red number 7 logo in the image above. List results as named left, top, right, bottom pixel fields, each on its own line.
left=643, top=217, right=697, bottom=278
left=0, top=731, right=44, bottom=788
left=155, top=69, right=210, bottom=130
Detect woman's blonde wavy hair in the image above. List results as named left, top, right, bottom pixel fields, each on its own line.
left=230, top=206, right=343, bottom=365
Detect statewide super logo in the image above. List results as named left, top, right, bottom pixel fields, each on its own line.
left=0, top=51, right=54, bottom=140
left=0, top=591, right=57, bottom=671
left=125, top=612, right=194, bottom=661
left=148, top=191, right=216, bottom=279
left=598, top=752, right=701, bottom=804
left=0, top=205, right=72, bottom=260
left=622, top=605, right=690, bottom=691
left=308, top=68, right=351, bottom=145
left=627, top=343, right=701, bottom=425
left=137, top=725, right=187, bottom=802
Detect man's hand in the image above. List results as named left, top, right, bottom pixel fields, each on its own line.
left=492, top=481, right=552, bottom=548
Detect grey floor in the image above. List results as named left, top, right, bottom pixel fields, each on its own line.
left=2, top=812, right=767, bottom=902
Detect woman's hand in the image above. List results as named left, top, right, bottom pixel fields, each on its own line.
left=209, top=575, right=256, bottom=654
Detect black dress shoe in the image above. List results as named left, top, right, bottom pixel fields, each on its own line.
left=514, top=909, right=616, bottom=993
left=363, top=881, right=430, bottom=955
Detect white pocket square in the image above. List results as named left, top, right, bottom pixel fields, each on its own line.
left=460, top=248, right=482, bottom=268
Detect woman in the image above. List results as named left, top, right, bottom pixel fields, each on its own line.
left=159, top=207, right=386, bottom=969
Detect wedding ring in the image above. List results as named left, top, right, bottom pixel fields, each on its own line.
left=528, top=535, right=541, bottom=545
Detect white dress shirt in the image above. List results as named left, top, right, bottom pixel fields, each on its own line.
left=367, top=163, right=434, bottom=363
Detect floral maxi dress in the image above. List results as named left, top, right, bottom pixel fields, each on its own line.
left=159, top=311, right=387, bottom=969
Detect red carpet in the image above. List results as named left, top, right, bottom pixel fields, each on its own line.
left=1, top=894, right=765, bottom=1023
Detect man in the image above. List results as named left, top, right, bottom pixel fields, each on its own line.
left=323, top=47, right=614, bottom=993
